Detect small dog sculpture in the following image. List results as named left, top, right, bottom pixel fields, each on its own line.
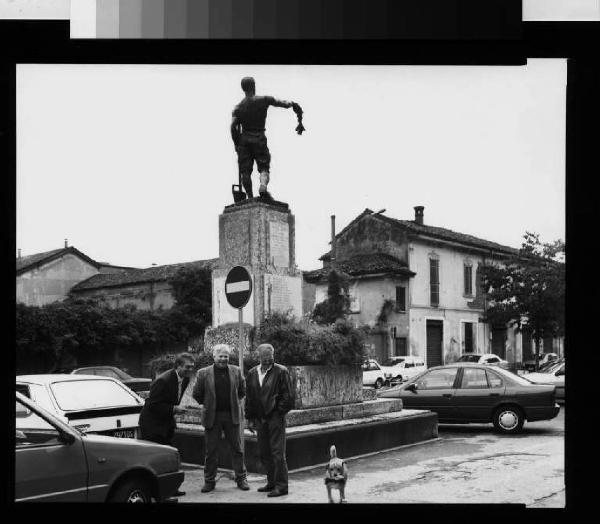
left=324, top=445, right=348, bottom=503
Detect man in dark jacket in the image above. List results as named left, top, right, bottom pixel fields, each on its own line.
left=139, top=352, right=195, bottom=497
left=245, top=343, right=294, bottom=497
left=192, top=344, right=249, bottom=493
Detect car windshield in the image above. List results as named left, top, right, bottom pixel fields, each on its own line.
left=50, top=379, right=140, bottom=411
left=382, top=358, right=404, bottom=366
left=457, top=355, right=480, bottom=363
left=541, top=360, right=565, bottom=374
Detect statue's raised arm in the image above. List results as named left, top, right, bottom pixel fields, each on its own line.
left=231, top=77, right=305, bottom=203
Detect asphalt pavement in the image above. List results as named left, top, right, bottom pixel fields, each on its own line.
left=175, top=407, right=564, bottom=506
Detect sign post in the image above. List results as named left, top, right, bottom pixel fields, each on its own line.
left=224, top=266, right=253, bottom=451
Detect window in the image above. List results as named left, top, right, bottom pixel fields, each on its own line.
left=486, top=370, right=503, bottom=388
left=416, top=368, right=458, bottom=390
left=369, top=362, right=380, bottom=371
left=50, top=379, right=140, bottom=411
left=95, top=369, right=120, bottom=379
left=405, top=361, right=415, bottom=368
left=394, top=337, right=407, bottom=356
left=16, top=400, right=62, bottom=448
left=395, top=286, right=406, bottom=312
left=464, top=263, right=473, bottom=296
left=463, top=322, right=474, bottom=353
left=460, top=368, right=489, bottom=389
left=430, top=258, right=440, bottom=306
left=485, top=357, right=500, bottom=364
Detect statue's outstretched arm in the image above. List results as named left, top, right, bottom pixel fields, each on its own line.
left=270, top=98, right=305, bottom=135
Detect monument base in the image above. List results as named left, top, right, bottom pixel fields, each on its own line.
left=173, top=409, right=438, bottom=473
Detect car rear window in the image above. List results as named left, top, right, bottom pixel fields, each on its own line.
left=457, top=355, right=480, bottom=363
left=382, top=358, right=404, bottom=366
left=50, top=379, right=140, bottom=411
left=494, top=367, right=540, bottom=386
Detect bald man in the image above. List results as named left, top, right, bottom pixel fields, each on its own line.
left=245, top=343, right=294, bottom=497
left=192, top=344, right=249, bottom=493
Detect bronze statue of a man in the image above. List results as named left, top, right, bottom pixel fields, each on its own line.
left=231, top=77, right=304, bottom=201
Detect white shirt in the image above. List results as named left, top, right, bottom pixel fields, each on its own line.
left=258, top=365, right=273, bottom=387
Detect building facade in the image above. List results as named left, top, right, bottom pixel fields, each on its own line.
left=16, top=246, right=131, bottom=306
left=304, top=207, right=540, bottom=366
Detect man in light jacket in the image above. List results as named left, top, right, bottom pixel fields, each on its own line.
left=192, top=344, right=249, bottom=493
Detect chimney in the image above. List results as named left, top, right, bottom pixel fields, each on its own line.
left=64, top=238, right=68, bottom=248
left=17, top=248, right=21, bottom=259
left=330, top=215, right=336, bottom=269
left=414, top=206, right=424, bottom=225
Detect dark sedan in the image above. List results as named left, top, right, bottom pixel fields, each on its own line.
left=379, top=363, right=559, bottom=434
left=71, top=366, right=152, bottom=397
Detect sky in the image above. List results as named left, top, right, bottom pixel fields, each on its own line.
left=16, top=60, right=566, bottom=271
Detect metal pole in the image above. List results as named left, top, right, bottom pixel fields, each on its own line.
left=238, top=307, right=245, bottom=451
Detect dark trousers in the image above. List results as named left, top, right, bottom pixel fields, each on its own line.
left=257, top=412, right=288, bottom=491
left=204, top=411, right=247, bottom=483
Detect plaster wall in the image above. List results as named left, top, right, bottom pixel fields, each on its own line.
left=17, top=254, right=99, bottom=306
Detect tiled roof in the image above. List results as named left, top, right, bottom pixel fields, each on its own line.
left=321, top=209, right=519, bottom=260
left=71, top=258, right=220, bottom=291
left=304, top=253, right=415, bottom=283
left=16, top=247, right=99, bottom=275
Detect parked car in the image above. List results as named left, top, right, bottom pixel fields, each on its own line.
left=15, top=391, right=184, bottom=502
left=521, top=359, right=565, bottom=402
left=522, top=353, right=559, bottom=372
left=16, top=374, right=145, bottom=439
left=456, top=353, right=509, bottom=369
left=362, top=359, right=390, bottom=389
left=379, top=362, right=559, bottom=434
left=71, top=366, right=152, bottom=397
left=380, top=356, right=427, bottom=383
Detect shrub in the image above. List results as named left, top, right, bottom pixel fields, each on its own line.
left=254, top=311, right=367, bottom=367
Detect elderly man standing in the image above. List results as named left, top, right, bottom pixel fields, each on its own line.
left=192, top=344, right=249, bottom=493
left=245, top=343, right=294, bottom=497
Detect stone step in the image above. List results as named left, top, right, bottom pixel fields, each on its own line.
left=174, top=409, right=438, bottom=473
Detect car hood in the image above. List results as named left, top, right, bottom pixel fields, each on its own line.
left=81, top=434, right=179, bottom=473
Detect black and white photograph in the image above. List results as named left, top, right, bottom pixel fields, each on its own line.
left=6, top=0, right=597, bottom=512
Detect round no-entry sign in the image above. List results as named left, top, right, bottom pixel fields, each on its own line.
left=225, top=266, right=253, bottom=309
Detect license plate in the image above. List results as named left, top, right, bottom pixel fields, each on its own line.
left=113, top=429, right=136, bottom=439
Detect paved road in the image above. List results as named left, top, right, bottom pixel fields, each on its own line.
left=176, top=407, right=564, bottom=506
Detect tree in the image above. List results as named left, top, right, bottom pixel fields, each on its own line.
left=481, top=232, right=565, bottom=371
left=311, top=269, right=352, bottom=325
left=167, top=266, right=212, bottom=342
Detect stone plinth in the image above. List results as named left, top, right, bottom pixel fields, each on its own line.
left=212, top=198, right=303, bottom=328
left=288, top=365, right=363, bottom=409
left=174, top=410, right=438, bottom=472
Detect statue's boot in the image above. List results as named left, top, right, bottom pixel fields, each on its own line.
left=242, top=173, right=253, bottom=199
left=259, top=171, right=272, bottom=201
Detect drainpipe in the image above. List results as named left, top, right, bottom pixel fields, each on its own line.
left=330, top=215, right=336, bottom=271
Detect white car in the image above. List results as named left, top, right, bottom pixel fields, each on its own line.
left=456, top=353, right=509, bottom=369
left=380, top=356, right=427, bottom=383
left=16, top=374, right=145, bottom=439
left=522, top=359, right=565, bottom=402
left=362, top=360, right=390, bottom=389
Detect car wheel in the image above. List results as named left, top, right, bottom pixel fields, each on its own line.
left=374, top=378, right=384, bottom=389
left=493, top=406, right=524, bottom=434
left=108, top=478, right=153, bottom=503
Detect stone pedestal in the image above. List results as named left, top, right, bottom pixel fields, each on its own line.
left=212, top=197, right=303, bottom=328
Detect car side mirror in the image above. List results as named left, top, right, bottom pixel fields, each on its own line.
left=59, top=431, right=76, bottom=445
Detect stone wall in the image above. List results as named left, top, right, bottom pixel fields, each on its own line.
left=288, top=365, right=362, bottom=409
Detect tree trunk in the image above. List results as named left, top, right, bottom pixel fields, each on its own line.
left=534, top=336, right=541, bottom=372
